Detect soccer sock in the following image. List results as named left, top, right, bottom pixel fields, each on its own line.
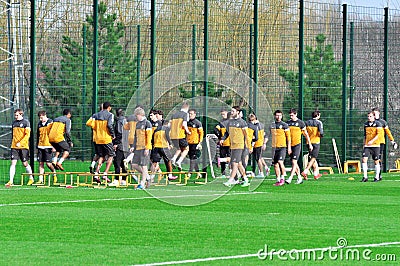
left=26, top=165, right=33, bottom=180
left=314, top=168, right=319, bottom=176
left=90, top=161, right=96, bottom=167
left=243, top=176, right=249, bottom=182
left=375, top=164, right=381, bottom=180
left=362, top=162, right=368, bottom=178
left=177, top=157, right=184, bottom=164
left=171, top=155, right=178, bottom=162
left=303, top=169, right=309, bottom=175
left=52, top=157, right=57, bottom=164
left=58, top=158, right=65, bottom=164
left=9, top=164, right=16, bottom=183
left=126, top=153, right=134, bottom=162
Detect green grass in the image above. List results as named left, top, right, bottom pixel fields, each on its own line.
left=0, top=160, right=400, bottom=265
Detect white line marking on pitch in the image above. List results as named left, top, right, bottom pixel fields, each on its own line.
left=132, top=241, right=400, bottom=266
left=0, top=191, right=270, bottom=207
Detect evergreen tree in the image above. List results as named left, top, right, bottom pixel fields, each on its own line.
left=279, top=34, right=359, bottom=164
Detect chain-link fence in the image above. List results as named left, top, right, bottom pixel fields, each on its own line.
left=1, top=0, right=400, bottom=182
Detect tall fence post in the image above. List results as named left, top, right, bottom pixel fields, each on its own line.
left=349, top=21, right=354, bottom=159
left=29, top=0, right=36, bottom=169
left=136, top=25, right=141, bottom=106
left=81, top=24, right=87, bottom=161
left=203, top=0, right=209, bottom=134
left=249, top=24, right=253, bottom=109
left=253, top=0, right=258, bottom=114
left=150, top=0, right=156, bottom=108
left=298, top=0, right=305, bottom=168
left=92, top=0, right=99, bottom=114
left=298, top=0, right=304, bottom=119
left=192, top=24, right=196, bottom=108
left=341, top=3, right=348, bottom=165
left=383, top=6, right=389, bottom=172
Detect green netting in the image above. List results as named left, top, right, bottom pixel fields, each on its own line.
left=1, top=0, right=400, bottom=182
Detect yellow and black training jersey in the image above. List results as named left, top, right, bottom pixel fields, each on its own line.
left=223, top=118, right=249, bottom=150
left=253, top=121, right=265, bottom=148
left=86, top=114, right=96, bottom=143
left=37, top=118, right=53, bottom=149
left=375, top=118, right=394, bottom=144
left=364, top=120, right=384, bottom=147
left=269, top=120, right=291, bottom=148
left=305, top=118, right=323, bottom=144
left=134, top=118, right=152, bottom=151
left=170, top=110, right=189, bottom=139
left=124, top=115, right=137, bottom=145
left=49, top=115, right=72, bottom=144
left=187, top=118, right=204, bottom=145
left=287, top=119, right=307, bottom=147
left=214, top=119, right=230, bottom=147
left=11, top=118, right=31, bottom=149
left=153, top=124, right=172, bottom=149
left=88, top=110, right=115, bottom=145
left=246, top=122, right=258, bottom=149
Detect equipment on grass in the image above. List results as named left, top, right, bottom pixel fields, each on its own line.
left=205, top=134, right=221, bottom=178
left=332, top=138, right=342, bottom=174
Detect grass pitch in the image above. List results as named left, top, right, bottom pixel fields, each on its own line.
left=1, top=161, right=400, bottom=265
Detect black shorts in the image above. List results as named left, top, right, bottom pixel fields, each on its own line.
left=253, top=146, right=262, bottom=161
left=272, top=147, right=286, bottom=164
left=188, top=144, right=201, bottom=160
left=153, top=147, right=173, bottom=163
left=132, top=149, right=150, bottom=166
left=379, top=143, right=385, bottom=159
left=51, top=141, right=71, bottom=153
left=37, top=148, right=53, bottom=163
left=308, top=144, right=320, bottom=159
left=97, top=143, right=116, bottom=157
left=94, top=143, right=101, bottom=155
left=150, top=148, right=162, bottom=163
left=11, top=148, right=29, bottom=162
left=172, top=138, right=188, bottom=149
left=219, top=146, right=231, bottom=158
left=363, top=147, right=380, bottom=161
left=290, top=144, right=301, bottom=160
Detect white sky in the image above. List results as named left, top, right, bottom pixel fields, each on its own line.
left=342, top=0, right=400, bottom=9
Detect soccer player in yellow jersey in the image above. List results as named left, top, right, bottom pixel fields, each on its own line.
left=371, top=107, right=397, bottom=180
left=361, top=112, right=384, bottom=182
left=266, top=110, right=291, bottom=186
left=170, top=102, right=191, bottom=170
left=221, top=106, right=252, bottom=187
left=86, top=102, right=115, bottom=183
left=249, top=114, right=269, bottom=177
left=301, top=110, right=323, bottom=180
left=214, top=109, right=231, bottom=177
left=6, top=109, right=34, bottom=186
left=187, top=109, right=204, bottom=178
left=36, top=110, right=57, bottom=184
left=132, top=107, right=153, bottom=189
left=286, top=108, right=312, bottom=184
left=48, top=109, right=73, bottom=171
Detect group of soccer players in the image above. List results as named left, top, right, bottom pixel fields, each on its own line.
left=6, top=108, right=72, bottom=186
left=214, top=106, right=322, bottom=187
left=86, top=102, right=204, bottom=189
left=5, top=103, right=396, bottom=188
